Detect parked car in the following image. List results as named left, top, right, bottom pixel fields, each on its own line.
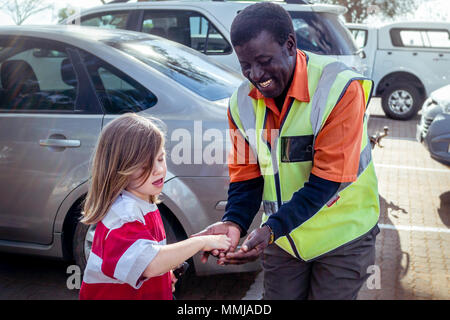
left=63, top=0, right=364, bottom=73
left=416, top=84, right=450, bottom=165
left=347, top=22, right=450, bottom=120
left=0, top=25, right=265, bottom=276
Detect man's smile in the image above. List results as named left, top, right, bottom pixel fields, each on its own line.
left=259, top=79, right=272, bottom=88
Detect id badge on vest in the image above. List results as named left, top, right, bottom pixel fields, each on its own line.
left=280, top=135, right=314, bottom=162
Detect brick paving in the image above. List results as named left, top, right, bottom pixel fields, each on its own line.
left=358, top=99, right=450, bottom=300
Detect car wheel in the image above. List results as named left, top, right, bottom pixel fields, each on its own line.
left=160, top=209, right=193, bottom=298
left=73, top=221, right=95, bottom=272
left=381, top=84, right=422, bottom=120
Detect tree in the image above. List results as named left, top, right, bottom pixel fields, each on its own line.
left=57, top=6, right=76, bottom=23
left=309, top=0, right=418, bottom=23
left=0, top=0, right=53, bottom=25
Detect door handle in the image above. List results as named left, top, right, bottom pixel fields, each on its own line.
left=39, top=139, right=81, bottom=148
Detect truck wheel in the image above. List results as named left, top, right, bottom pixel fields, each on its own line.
left=73, top=221, right=95, bottom=272
left=381, top=84, right=422, bottom=120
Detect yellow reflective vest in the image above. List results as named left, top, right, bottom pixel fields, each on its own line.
left=228, top=51, right=379, bottom=261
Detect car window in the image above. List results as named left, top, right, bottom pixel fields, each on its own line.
left=80, top=11, right=129, bottom=29
left=141, top=10, right=232, bottom=55
left=350, top=28, right=368, bottom=49
left=107, top=38, right=242, bottom=101
left=289, top=12, right=358, bottom=55
left=0, top=38, right=78, bottom=112
left=80, top=51, right=157, bottom=114
left=391, top=28, right=450, bottom=48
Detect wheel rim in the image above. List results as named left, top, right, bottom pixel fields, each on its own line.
left=84, top=224, right=96, bottom=261
left=388, top=89, right=414, bottom=115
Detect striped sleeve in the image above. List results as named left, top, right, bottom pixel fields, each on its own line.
left=101, top=220, right=162, bottom=289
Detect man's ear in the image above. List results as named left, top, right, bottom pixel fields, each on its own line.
left=286, top=33, right=297, bottom=56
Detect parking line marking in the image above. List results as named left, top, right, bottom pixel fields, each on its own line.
left=241, top=223, right=449, bottom=300
left=379, top=223, right=450, bottom=233
left=384, top=136, right=417, bottom=141
left=375, top=164, right=449, bottom=173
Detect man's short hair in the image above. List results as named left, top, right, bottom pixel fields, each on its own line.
left=230, top=2, right=295, bottom=47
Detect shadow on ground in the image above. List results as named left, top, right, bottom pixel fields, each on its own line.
left=438, top=191, right=450, bottom=227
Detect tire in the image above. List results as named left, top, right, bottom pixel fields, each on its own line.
left=73, top=221, right=95, bottom=273
left=160, top=211, right=194, bottom=298
left=381, top=84, right=423, bottom=120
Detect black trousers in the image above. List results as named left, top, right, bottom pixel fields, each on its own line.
left=262, top=225, right=380, bottom=300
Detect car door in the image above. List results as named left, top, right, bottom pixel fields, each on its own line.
left=389, top=27, right=450, bottom=93
left=0, top=36, right=103, bottom=245
left=423, top=28, right=450, bottom=89
left=349, top=26, right=375, bottom=78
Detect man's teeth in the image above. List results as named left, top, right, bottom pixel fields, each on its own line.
left=259, top=79, right=272, bottom=88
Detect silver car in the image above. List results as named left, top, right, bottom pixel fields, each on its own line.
left=417, top=84, right=450, bottom=166
left=0, top=25, right=262, bottom=276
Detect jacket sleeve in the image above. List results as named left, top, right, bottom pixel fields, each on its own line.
left=222, top=176, right=264, bottom=237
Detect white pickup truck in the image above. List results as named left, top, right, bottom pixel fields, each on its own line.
left=347, top=22, right=450, bottom=120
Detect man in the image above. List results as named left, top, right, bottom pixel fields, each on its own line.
left=194, top=2, right=379, bottom=300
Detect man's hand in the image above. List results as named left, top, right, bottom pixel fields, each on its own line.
left=218, top=225, right=272, bottom=265
left=190, top=221, right=241, bottom=263
left=170, top=270, right=177, bottom=293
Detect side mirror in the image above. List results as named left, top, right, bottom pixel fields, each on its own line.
left=357, top=48, right=366, bottom=59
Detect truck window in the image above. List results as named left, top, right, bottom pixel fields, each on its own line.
left=141, top=10, right=232, bottom=55
left=289, top=12, right=358, bottom=55
left=80, top=11, right=129, bottom=30
left=390, top=28, right=450, bottom=49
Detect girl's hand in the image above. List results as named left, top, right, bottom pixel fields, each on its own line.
left=202, top=235, right=231, bottom=252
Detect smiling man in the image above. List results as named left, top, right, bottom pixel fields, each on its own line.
left=193, top=2, right=380, bottom=300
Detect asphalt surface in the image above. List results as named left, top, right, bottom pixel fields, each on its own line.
left=0, top=98, right=448, bottom=300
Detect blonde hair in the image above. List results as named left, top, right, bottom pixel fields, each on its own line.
left=82, top=113, right=165, bottom=225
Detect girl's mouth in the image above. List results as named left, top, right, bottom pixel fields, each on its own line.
left=152, top=178, right=164, bottom=187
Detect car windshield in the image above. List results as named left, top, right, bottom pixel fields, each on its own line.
left=106, top=38, right=242, bottom=101
left=289, top=12, right=358, bottom=55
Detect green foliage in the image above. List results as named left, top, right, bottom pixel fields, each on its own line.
left=57, top=6, right=76, bottom=23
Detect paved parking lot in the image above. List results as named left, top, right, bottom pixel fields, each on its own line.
left=0, top=98, right=448, bottom=300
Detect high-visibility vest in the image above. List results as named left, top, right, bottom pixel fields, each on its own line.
left=228, top=51, right=379, bottom=261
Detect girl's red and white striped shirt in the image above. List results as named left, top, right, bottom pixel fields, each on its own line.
left=79, top=190, right=172, bottom=300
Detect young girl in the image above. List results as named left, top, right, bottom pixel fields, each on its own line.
left=79, top=113, right=230, bottom=300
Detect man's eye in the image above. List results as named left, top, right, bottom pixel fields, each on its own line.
left=240, top=63, right=250, bottom=70
left=260, top=58, right=271, bottom=65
